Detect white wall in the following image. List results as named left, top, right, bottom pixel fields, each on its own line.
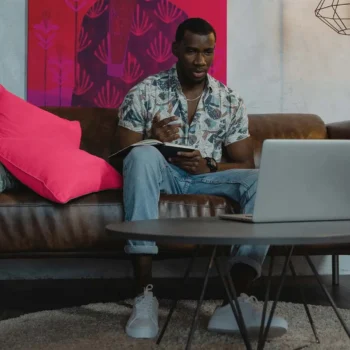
left=0, top=0, right=27, bottom=99
left=3, top=0, right=350, bottom=124
left=227, top=0, right=350, bottom=124
left=0, top=0, right=349, bottom=278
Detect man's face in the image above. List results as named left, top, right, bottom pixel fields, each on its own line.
left=173, top=30, right=216, bottom=84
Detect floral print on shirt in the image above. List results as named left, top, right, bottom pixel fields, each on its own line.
left=118, top=64, right=250, bottom=162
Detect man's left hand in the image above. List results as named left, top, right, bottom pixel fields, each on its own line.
left=169, top=150, right=210, bottom=175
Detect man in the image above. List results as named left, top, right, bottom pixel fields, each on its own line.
left=117, top=18, right=288, bottom=340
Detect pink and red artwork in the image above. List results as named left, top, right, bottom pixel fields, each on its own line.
left=27, top=0, right=227, bottom=108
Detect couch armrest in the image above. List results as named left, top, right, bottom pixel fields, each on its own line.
left=327, top=120, right=350, bottom=139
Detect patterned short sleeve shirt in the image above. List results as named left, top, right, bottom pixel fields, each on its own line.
left=118, top=64, right=250, bottom=162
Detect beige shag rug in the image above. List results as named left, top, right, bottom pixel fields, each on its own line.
left=1, top=300, right=350, bottom=350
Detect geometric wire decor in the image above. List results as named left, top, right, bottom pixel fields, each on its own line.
left=315, top=0, right=350, bottom=35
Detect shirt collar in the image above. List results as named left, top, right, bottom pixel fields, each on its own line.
left=170, top=64, right=214, bottom=94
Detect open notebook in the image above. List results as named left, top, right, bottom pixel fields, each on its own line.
left=108, top=139, right=196, bottom=160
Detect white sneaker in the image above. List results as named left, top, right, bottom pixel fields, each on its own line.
left=208, top=293, right=288, bottom=338
left=126, top=284, right=159, bottom=339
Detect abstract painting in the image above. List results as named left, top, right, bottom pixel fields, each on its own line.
left=27, top=0, right=227, bottom=108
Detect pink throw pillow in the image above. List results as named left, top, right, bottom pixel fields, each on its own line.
left=0, top=85, right=81, bottom=146
left=0, top=138, right=123, bottom=203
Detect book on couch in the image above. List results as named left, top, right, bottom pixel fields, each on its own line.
left=108, top=139, right=196, bottom=160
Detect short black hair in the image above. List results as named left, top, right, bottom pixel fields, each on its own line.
left=175, top=18, right=216, bottom=42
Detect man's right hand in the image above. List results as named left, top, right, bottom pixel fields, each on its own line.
left=151, top=113, right=181, bottom=142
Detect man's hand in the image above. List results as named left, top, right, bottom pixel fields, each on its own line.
left=169, top=150, right=210, bottom=175
left=151, top=113, right=181, bottom=143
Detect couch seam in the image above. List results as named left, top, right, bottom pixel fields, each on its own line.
left=0, top=201, right=227, bottom=209
left=0, top=204, right=124, bottom=208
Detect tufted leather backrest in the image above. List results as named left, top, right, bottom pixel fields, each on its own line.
left=248, top=114, right=327, bottom=167
left=42, top=107, right=118, bottom=160
left=42, top=108, right=327, bottom=167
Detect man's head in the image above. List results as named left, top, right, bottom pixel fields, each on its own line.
left=173, top=18, right=216, bottom=85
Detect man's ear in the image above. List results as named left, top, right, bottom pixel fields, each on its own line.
left=172, top=42, right=179, bottom=57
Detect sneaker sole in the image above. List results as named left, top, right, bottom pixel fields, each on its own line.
left=208, top=325, right=287, bottom=339
left=126, top=326, right=159, bottom=339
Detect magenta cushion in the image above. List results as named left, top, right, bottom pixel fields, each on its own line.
left=0, top=139, right=123, bottom=203
left=0, top=85, right=81, bottom=146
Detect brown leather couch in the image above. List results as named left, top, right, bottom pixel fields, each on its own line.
left=1, top=107, right=349, bottom=283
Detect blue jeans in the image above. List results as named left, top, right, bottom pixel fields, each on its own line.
left=123, top=146, right=269, bottom=277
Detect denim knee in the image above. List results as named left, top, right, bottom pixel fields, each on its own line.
left=124, top=146, right=163, bottom=170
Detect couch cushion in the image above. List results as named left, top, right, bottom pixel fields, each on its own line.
left=41, top=107, right=118, bottom=160
left=0, top=190, right=237, bottom=253
left=0, top=138, right=122, bottom=204
left=40, top=108, right=328, bottom=169
left=0, top=86, right=81, bottom=147
left=327, top=120, right=350, bottom=140
left=248, top=114, right=327, bottom=168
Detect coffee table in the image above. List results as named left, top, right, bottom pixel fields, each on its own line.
left=106, top=217, right=350, bottom=350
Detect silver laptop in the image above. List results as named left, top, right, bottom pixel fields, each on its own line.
left=219, top=139, right=350, bottom=223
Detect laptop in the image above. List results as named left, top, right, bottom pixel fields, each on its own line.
left=219, top=139, right=350, bottom=223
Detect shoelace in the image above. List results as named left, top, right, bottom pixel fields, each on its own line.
left=238, top=293, right=260, bottom=315
left=135, top=284, right=155, bottom=319
left=238, top=293, right=258, bottom=304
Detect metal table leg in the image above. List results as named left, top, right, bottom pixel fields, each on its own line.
left=159, top=245, right=340, bottom=350
left=305, top=255, right=350, bottom=339
left=185, top=245, right=217, bottom=350
left=258, top=246, right=294, bottom=350
left=157, top=245, right=200, bottom=345
left=258, top=255, right=275, bottom=346
left=332, top=254, right=340, bottom=286
left=289, top=260, right=320, bottom=343
left=215, top=256, right=252, bottom=350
